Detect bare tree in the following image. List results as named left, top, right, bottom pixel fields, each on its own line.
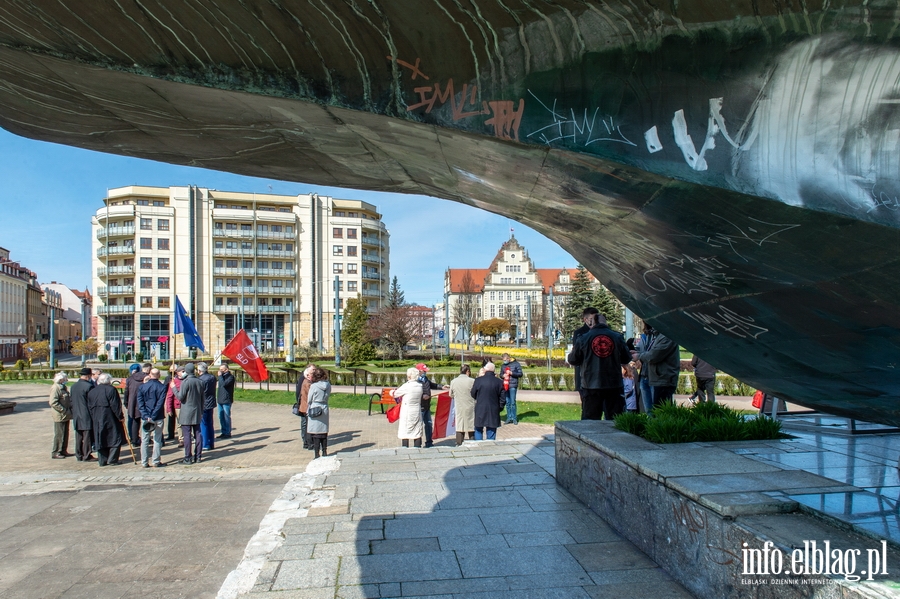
left=367, top=305, right=416, bottom=359
left=452, top=270, right=479, bottom=349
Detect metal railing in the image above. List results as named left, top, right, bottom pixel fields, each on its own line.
left=257, top=287, right=295, bottom=296
left=212, top=229, right=254, bottom=239
left=213, top=248, right=254, bottom=257
left=96, top=225, right=135, bottom=239
left=256, top=230, right=296, bottom=240
left=256, top=268, right=296, bottom=277
left=97, top=246, right=135, bottom=258
left=98, top=305, right=136, bottom=315
left=256, top=249, right=295, bottom=258
left=213, top=267, right=255, bottom=276
left=361, top=272, right=382, bottom=281
left=360, top=236, right=384, bottom=248
left=213, top=286, right=255, bottom=294
left=97, top=285, right=134, bottom=297
left=97, top=265, right=135, bottom=277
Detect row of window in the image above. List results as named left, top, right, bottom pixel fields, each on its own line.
left=333, top=245, right=360, bottom=256
left=214, top=278, right=294, bottom=288
left=332, top=263, right=358, bottom=274
left=213, top=203, right=291, bottom=213
left=488, top=291, right=539, bottom=301
left=214, top=241, right=294, bottom=250
left=139, top=218, right=169, bottom=230
left=216, top=297, right=292, bottom=306
left=139, top=238, right=170, bottom=250
left=121, top=278, right=171, bottom=289
left=138, top=258, right=169, bottom=269
left=214, top=260, right=295, bottom=270
left=505, top=265, right=523, bottom=272
left=333, top=227, right=358, bottom=239
left=107, top=297, right=170, bottom=307
left=214, top=223, right=294, bottom=232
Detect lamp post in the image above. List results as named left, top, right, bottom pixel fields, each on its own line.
left=80, top=297, right=87, bottom=367
left=333, top=275, right=341, bottom=367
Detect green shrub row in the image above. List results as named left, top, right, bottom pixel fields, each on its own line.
left=614, top=401, right=784, bottom=444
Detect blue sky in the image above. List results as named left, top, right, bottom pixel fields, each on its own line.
left=0, top=129, right=574, bottom=306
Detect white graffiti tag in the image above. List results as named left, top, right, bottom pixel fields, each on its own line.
left=683, top=305, right=769, bottom=339
left=526, top=90, right=636, bottom=147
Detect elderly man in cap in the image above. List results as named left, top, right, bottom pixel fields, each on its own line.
left=175, top=363, right=204, bottom=464
left=137, top=368, right=168, bottom=468
left=125, top=363, right=150, bottom=448
left=414, top=363, right=448, bottom=448
left=69, top=367, right=95, bottom=461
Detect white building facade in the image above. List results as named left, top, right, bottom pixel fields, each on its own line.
left=91, top=186, right=389, bottom=360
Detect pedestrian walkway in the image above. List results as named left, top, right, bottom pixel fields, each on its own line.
left=220, top=440, right=693, bottom=599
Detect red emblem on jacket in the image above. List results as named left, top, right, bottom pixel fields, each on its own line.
left=591, top=335, right=614, bottom=358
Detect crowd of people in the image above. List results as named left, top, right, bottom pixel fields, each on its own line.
left=47, top=315, right=714, bottom=461
left=568, top=306, right=717, bottom=421
left=47, top=362, right=236, bottom=467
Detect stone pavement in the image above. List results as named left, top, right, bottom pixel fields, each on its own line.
left=225, top=440, right=693, bottom=599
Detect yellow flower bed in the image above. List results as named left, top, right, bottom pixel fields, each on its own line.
left=449, top=343, right=567, bottom=360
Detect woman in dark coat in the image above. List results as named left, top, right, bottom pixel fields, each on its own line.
left=87, top=373, right=125, bottom=466
left=471, top=362, right=505, bottom=440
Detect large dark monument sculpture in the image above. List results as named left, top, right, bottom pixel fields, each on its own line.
left=0, top=2, right=898, bottom=423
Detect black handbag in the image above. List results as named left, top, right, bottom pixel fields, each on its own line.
left=308, top=406, right=323, bottom=418
left=291, top=403, right=300, bottom=416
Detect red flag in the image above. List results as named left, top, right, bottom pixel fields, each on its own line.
left=223, top=330, right=269, bottom=382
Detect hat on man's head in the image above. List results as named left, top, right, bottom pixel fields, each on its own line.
left=414, top=363, right=429, bottom=372
left=129, top=363, right=140, bottom=372
left=184, top=363, right=195, bottom=375
left=79, top=367, right=92, bottom=376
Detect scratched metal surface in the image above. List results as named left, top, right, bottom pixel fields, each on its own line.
left=0, top=1, right=899, bottom=423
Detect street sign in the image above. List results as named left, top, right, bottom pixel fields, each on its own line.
left=438, top=330, right=445, bottom=339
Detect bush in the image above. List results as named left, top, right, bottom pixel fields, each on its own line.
left=15, top=359, right=27, bottom=371
left=644, top=414, right=696, bottom=444
left=98, top=354, right=108, bottom=362
left=744, top=415, right=784, bottom=440
left=136, top=352, right=144, bottom=361
left=614, top=412, right=649, bottom=437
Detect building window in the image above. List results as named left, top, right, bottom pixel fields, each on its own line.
left=158, top=238, right=169, bottom=250
left=157, top=297, right=170, bottom=308
left=272, top=279, right=283, bottom=288
left=243, top=260, right=253, bottom=269
left=333, top=245, right=343, bottom=256
left=226, top=260, right=238, bottom=268
left=153, top=200, right=165, bottom=207
left=258, top=260, right=268, bottom=269
left=140, top=218, right=152, bottom=230
left=140, top=238, right=152, bottom=249
left=347, top=228, right=357, bottom=239
left=272, top=261, right=283, bottom=269
left=334, top=211, right=345, bottom=217
left=490, top=291, right=495, bottom=301
left=157, top=258, right=169, bottom=270
left=215, top=241, right=223, bottom=249
left=333, top=228, right=343, bottom=238
left=226, top=297, right=239, bottom=306
left=137, top=200, right=149, bottom=206
left=157, top=219, right=169, bottom=231
left=347, top=246, right=357, bottom=257
left=348, top=281, right=357, bottom=292
left=272, top=225, right=282, bottom=232
left=226, top=223, right=237, bottom=230
left=507, top=291, right=512, bottom=300
left=140, top=296, right=153, bottom=308
left=258, top=279, right=268, bottom=288
left=215, top=259, right=223, bottom=268
left=241, top=224, right=251, bottom=231
left=140, top=257, right=152, bottom=269
left=490, top=305, right=496, bottom=317
left=241, top=241, right=252, bottom=250
left=243, top=297, right=252, bottom=306
left=333, top=263, right=343, bottom=274
left=157, top=277, right=169, bottom=289
left=347, top=263, right=358, bottom=274
left=286, top=261, right=294, bottom=270
left=140, top=277, right=152, bottom=289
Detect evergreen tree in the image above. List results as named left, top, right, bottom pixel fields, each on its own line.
left=593, top=285, right=624, bottom=332
left=562, top=265, right=594, bottom=338
left=388, top=276, right=405, bottom=308
left=342, top=295, right=377, bottom=364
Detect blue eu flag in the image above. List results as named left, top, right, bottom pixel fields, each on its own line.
left=174, top=296, right=205, bottom=352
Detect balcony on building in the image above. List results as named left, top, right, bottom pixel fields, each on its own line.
left=97, top=285, right=134, bottom=297
left=213, top=228, right=255, bottom=239
left=360, top=235, right=385, bottom=249
left=213, top=286, right=255, bottom=295
left=256, top=249, right=295, bottom=258
left=212, top=305, right=242, bottom=314
left=213, top=267, right=255, bottom=276
left=97, top=246, right=136, bottom=258
left=94, top=204, right=135, bottom=222
left=96, top=224, right=136, bottom=239
left=257, top=287, right=295, bottom=296
left=257, top=268, right=296, bottom=277
left=213, top=247, right=254, bottom=257
left=360, top=254, right=383, bottom=266
left=256, top=229, right=296, bottom=240
left=97, top=265, right=135, bottom=277
left=361, top=289, right=381, bottom=298
left=98, top=305, right=136, bottom=315
left=361, top=272, right=382, bottom=281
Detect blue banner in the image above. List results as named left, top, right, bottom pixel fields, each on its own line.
left=173, top=296, right=205, bottom=352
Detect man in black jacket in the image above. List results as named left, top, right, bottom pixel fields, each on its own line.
left=217, top=364, right=236, bottom=438
left=197, top=362, right=217, bottom=450
left=571, top=307, right=600, bottom=418
left=568, top=313, right=632, bottom=420
left=69, top=367, right=95, bottom=462
left=471, top=362, right=505, bottom=440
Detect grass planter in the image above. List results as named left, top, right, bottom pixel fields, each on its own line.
left=614, top=400, right=784, bottom=443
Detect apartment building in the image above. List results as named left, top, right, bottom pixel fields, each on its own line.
left=91, top=186, right=389, bottom=360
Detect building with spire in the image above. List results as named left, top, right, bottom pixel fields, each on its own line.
left=442, top=237, right=600, bottom=344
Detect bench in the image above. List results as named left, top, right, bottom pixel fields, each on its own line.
left=368, top=387, right=396, bottom=415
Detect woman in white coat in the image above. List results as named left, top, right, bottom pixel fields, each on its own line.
left=392, top=367, right=424, bottom=447
left=306, top=366, right=331, bottom=458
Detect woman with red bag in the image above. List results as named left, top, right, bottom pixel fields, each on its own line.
left=392, top=367, right=424, bottom=448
